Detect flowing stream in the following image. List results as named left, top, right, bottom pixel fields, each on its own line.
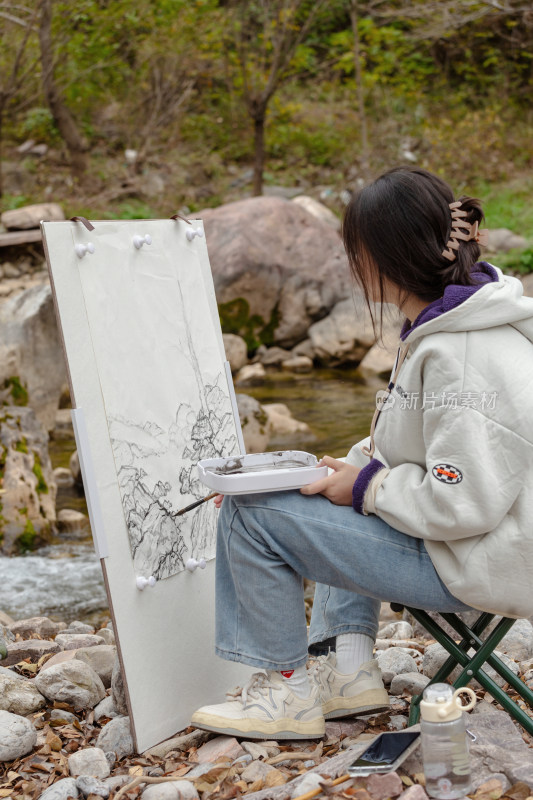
left=0, top=368, right=379, bottom=623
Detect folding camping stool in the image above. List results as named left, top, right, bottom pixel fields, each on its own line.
left=389, top=605, right=533, bottom=735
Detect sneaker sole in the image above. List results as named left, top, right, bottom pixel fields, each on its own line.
left=322, top=688, right=390, bottom=720
left=191, top=712, right=325, bottom=740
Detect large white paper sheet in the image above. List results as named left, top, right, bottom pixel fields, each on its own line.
left=74, top=225, right=237, bottom=579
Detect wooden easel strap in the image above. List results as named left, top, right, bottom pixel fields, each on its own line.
left=70, top=216, right=95, bottom=231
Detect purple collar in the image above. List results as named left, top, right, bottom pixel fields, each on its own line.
left=400, top=262, right=499, bottom=340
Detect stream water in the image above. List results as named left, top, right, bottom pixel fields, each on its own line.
left=0, top=368, right=380, bottom=623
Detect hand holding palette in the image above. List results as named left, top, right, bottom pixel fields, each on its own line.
left=198, top=450, right=328, bottom=494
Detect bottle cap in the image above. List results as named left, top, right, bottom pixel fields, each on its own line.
left=420, top=683, right=476, bottom=722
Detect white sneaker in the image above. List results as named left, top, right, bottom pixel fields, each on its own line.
left=310, top=652, right=389, bottom=719
left=191, top=671, right=325, bottom=740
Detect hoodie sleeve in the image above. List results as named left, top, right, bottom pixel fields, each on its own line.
left=366, top=405, right=527, bottom=541
left=345, top=436, right=386, bottom=469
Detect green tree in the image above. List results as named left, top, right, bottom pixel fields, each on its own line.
left=0, top=2, right=40, bottom=196
left=222, top=0, right=329, bottom=195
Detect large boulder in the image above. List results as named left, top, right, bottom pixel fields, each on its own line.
left=262, top=403, right=311, bottom=439
left=291, top=196, right=341, bottom=231
left=0, top=671, right=46, bottom=714
left=200, top=197, right=352, bottom=348
left=9, top=616, right=64, bottom=640
left=235, top=394, right=268, bottom=453
left=34, top=660, right=106, bottom=711
left=0, top=710, right=37, bottom=761
left=222, top=333, right=248, bottom=373
left=0, top=281, right=67, bottom=431
left=486, top=228, right=527, bottom=253
left=96, top=715, right=134, bottom=759
left=0, top=406, right=57, bottom=554
left=75, top=645, right=116, bottom=688
left=1, top=203, right=64, bottom=230
left=308, top=297, right=375, bottom=366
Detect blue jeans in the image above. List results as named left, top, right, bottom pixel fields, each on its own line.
left=215, top=491, right=471, bottom=671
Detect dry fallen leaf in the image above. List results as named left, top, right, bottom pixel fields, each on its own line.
left=128, top=765, right=144, bottom=776
left=505, top=784, right=532, bottom=800
left=475, top=779, right=505, bottom=800
left=45, top=731, right=63, bottom=752
left=264, top=768, right=287, bottom=787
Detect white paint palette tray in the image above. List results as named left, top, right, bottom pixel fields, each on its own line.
left=198, top=450, right=327, bottom=494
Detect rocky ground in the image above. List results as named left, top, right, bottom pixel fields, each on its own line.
left=1, top=606, right=533, bottom=800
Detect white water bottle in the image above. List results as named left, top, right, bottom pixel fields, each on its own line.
left=420, top=683, right=476, bottom=799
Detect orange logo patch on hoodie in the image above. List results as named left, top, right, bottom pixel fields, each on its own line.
left=432, top=464, right=463, bottom=484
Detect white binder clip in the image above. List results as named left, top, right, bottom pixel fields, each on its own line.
left=75, top=243, right=95, bottom=259
left=186, top=558, right=206, bottom=573
left=136, top=575, right=156, bottom=590
left=185, top=228, right=203, bottom=242
left=133, top=234, right=152, bottom=249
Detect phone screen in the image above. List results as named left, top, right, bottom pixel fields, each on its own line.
left=351, top=731, right=420, bottom=768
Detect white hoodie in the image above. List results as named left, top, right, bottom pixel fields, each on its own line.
left=348, top=265, right=533, bottom=618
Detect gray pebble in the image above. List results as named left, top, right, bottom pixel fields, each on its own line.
left=185, top=762, right=217, bottom=779
left=377, top=648, right=418, bottom=685
left=50, top=708, right=78, bottom=724
left=75, top=775, right=110, bottom=798
left=96, top=715, right=134, bottom=759
left=142, top=780, right=198, bottom=800
left=104, top=775, right=131, bottom=791
left=390, top=672, right=430, bottom=696
left=388, top=714, right=407, bottom=730
left=38, top=777, right=79, bottom=800
left=233, top=753, right=253, bottom=765
left=291, top=774, right=324, bottom=798
left=241, top=760, right=277, bottom=783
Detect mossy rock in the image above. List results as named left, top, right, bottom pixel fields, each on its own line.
left=3, top=377, right=29, bottom=407
left=32, top=452, right=49, bottom=494
left=16, top=519, right=37, bottom=553
left=219, top=297, right=280, bottom=352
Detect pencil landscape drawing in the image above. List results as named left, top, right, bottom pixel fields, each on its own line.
left=77, top=230, right=238, bottom=578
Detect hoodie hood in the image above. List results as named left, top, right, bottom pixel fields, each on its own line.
left=401, top=263, right=533, bottom=345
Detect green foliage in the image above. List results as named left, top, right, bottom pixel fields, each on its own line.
left=19, top=108, right=59, bottom=143
left=497, top=248, right=533, bottom=276
left=16, top=519, right=37, bottom=554
left=474, top=178, right=533, bottom=240
left=108, top=201, right=157, bottom=220
left=15, top=438, right=28, bottom=455
left=32, top=454, right=48, bottom=495
left=3, top=377, right=29, bottom=407
left=1, top=0, right=533, bottom=214
left=0, top=195, right=30, bottom=210
left=218, top=297, right=280, bottom=352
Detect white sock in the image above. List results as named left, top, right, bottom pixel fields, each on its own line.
left=279, top=665, right=311, bottom=698
left=335, top=633, right=374, bottom=675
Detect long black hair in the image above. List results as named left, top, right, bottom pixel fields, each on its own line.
left=342, top=166, right=485, bottom=331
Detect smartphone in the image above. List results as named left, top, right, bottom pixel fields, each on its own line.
left=347, top=730, right=421, bottom=776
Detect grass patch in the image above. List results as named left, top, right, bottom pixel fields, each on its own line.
left=472, top=177, right=533, bottom=241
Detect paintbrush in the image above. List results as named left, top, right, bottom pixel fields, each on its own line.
left=176, top=491, right=218, bottom=517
